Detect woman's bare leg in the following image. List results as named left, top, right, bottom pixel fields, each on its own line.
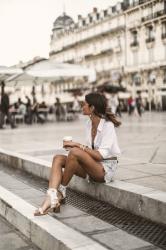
left=35, top=148, right=103, bottom=214
left=62, top=148, right=104, bottom=186
left=38, top=155, right=67, bottom=213
left=49, top=155, right=67, bottom=188
left=61, top=152, right=87, bottom=186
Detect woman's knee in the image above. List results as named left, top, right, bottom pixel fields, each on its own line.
left=69, top=147, right=83, bottom=159
left=52, top=155, right=66, bottom=165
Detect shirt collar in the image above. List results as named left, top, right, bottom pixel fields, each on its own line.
left=97, top=118, right=105, bottom=132
left=88, top=117, right=105, bottom=132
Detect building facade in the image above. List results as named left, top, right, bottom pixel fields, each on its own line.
left=125, top=0, right=166, bottom=110
left=50, top=0, right=166, bottom=110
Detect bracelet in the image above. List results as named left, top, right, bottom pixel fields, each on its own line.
left=79, top=144, right=86, bottom=151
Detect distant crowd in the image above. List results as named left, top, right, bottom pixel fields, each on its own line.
left=0, top=89, right=157, bottom=129
left=0, top=90, right=81, bottom=129
left=108, top=93, right=144, bottom=117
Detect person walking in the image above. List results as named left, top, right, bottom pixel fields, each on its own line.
left=34, top=92, right=121, bottom=216
left=25, top=96, right=32, bottom=124
left=72, top=96, right=80, bottom=120
left=136, top=94, right=143, bottom=117
left=127, top=96, right=135, bottom=115
left=54, top=98, right=65, bottom=121
left=0, top=87, right=16, bottom=129
left=108, top=93, right=119, bottom=114
left=116, top=98, right=122, bottom=117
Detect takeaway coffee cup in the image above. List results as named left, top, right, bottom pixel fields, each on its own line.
left=63, top=136, right=73, bottom=151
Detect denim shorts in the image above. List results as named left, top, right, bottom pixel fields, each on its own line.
left=86, top=159, right=118, bottom=184
left=101, top=159, right=118, bottom=183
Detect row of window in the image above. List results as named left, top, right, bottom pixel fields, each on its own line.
left=84, top=0, right=162, bottom=26
left=132, top=70, right=166, bottom=86
left=131, top=23, right=166, bottom=46
left=81, top=5, right=122, bottom=27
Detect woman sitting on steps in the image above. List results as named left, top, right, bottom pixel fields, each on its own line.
left=34, top=92, right=121, bottom=216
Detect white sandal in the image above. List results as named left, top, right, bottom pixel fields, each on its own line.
left=34, top=188, right=60, bottom=216
left=58, top=185, right=67, bottom=204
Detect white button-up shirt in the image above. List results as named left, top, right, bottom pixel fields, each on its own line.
left=85, top=118, right=121, bottom=159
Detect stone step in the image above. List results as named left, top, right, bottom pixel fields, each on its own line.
left=0, top=183, right=107, bottom=249
left=0, top=215, right=39, bottom=250
left=0, top=164, right=158, bottom=250
left=0, top=148, right=166, bottom=226
left=0, top=162, right=159, bottom=250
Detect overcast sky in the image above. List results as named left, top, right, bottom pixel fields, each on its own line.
left=0, top=0, right=120, bottom=66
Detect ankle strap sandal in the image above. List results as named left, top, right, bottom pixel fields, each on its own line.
left=34, top=188, right=60, bottom=216
left=59, top=185, right=66, bottom=198
left=47, top=188, right=59, bottom=208
left=58, top=185, right=67, bottom=204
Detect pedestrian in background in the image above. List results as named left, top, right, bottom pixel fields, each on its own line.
left=136, top=94, right=143, bottom=117
left=108, top=93, right=119, bottom=114
left=54, top=98, right=65, bottom=121
left=128, top=96, right=135, bottom=115
left=25, top=96, right=32, bottom=124
left=0, top=84, right=16, bottom=129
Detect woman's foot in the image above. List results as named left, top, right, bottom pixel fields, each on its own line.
left=34, top=188, right=60, bottom=216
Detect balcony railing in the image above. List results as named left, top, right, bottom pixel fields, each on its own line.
left=162, top=33, right=166, bottom=39
left=130, top=41, right=139, bottom=47
left=141, top=9, right=166, bottom=23
left=84, top=47, right=113, bottom=59
left=146, top=37, right=155, bottom=43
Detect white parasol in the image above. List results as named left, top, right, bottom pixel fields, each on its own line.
left=0, top=66, right=23, bottom=81
left=6, top=59, right=96, bottom=86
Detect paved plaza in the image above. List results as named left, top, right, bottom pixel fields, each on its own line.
left=0, top=111, right=165, bottom=250
left=0, top=111, right=165, bottom=192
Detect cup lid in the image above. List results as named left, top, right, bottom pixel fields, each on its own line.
left=63, top=136, right=72, bottom=141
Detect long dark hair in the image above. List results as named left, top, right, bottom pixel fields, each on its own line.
left=85, top=92, right=121, bottom=127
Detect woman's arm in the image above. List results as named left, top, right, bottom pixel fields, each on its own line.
left=63, top=141, right=103, bottom=161
left=80, top=145, right=103, bottom=161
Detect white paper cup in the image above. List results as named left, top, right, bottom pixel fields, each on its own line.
left=63, top=136, right=72, bottom=151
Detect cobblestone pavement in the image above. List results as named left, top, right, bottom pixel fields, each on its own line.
left=0, top=112, right=165, bottom=192
left=0, top=215, right=39, bottom=250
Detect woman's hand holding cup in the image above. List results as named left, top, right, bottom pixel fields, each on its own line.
left=63, top=136, right=73, bottom=151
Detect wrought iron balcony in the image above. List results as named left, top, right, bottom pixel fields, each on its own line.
left=146, top=37, right=155, bottom=43
left=130, top=41, right=139, bottom=47
left=161, top=33, right=166, bottom=39
left=142, top=9, right=166, bottom=23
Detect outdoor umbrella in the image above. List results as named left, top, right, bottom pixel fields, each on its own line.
left=64, top=86, right=89, bottom=95
left=98, top=82, right=126, bottom=93
left=5, top=59, right=96, bottom=86
left=0, top=66, right=23, bottom=93
left=0, top=66, right=23, bottom=81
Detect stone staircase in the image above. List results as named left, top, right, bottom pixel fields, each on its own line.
left=0, top=148, right=165, bottom=250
